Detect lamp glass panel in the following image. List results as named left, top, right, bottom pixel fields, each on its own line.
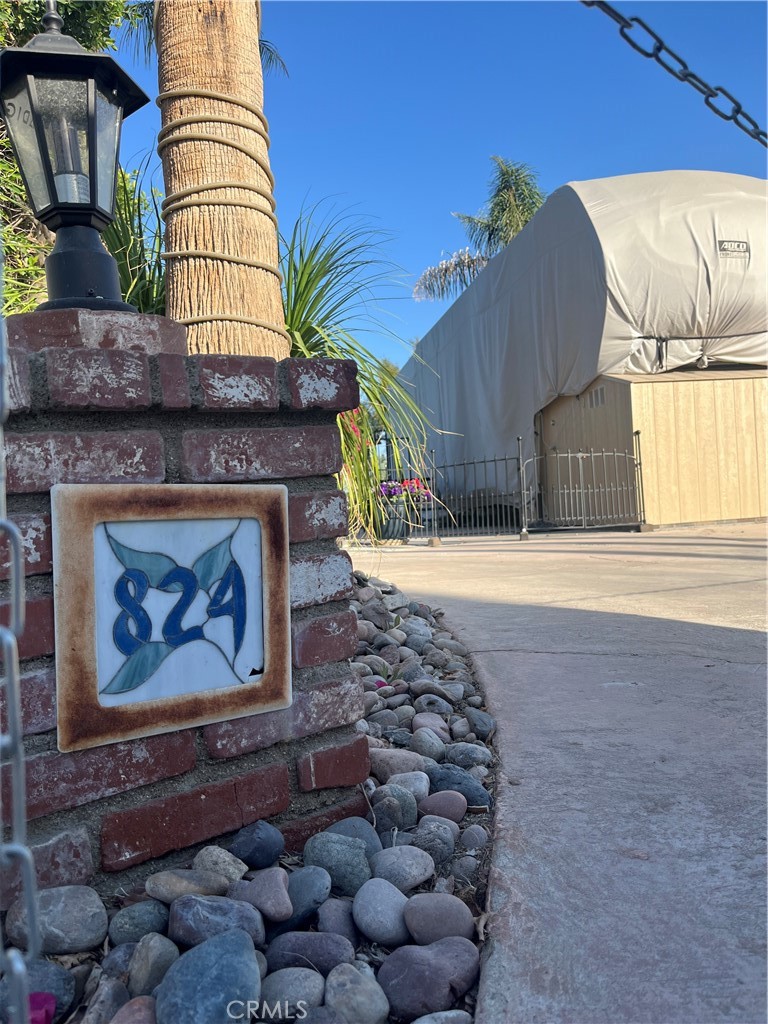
left=1, top=76, right=51, bottom=211
left=35, top=75, right=90, bottom=205
left=94, top=82, right=122, bottom=213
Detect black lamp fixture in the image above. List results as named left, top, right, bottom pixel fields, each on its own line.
left=0, top=0, right=150, bottom=311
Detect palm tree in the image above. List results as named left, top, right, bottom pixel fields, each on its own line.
left=155, top=0, right=289, bottom=358
left=414, top=156, right=546, bottom=301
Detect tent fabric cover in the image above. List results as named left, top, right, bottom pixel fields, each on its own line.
left=399, top=170, right=768, bottom=469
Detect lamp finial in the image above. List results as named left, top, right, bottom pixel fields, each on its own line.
left=41, top=0, right=64, bottom=35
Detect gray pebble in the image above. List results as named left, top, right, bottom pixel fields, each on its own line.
left=387, top=771, right=430, bottom=803
left=464, top=707, right=495, bottom=739
left=326, top=817, right=383, bottom=860
left=229, top=820, right=285, bottom=870
left=266, top=866, right=332, bottom=939
left=303, top=833, right=371, bottom=898
left=108, top=901, right=169, bottom=946
left=411, top=820, right=455, bottom=866
left=403, top=893, right=475, bottom=944
left=265, top=931, right=355, bottom=976
left=444, top=741, right=493, bottom=770
left=6, top=885, right=108, bottom=954
left=352, top=878, right=410, bottom=947
left=372, top=784, right=418, bottom=829
left=377, top=937, right=480, bottom=1021
left=260, top=968, right=325, bottom=1015
left=318, top=898, right=359, bottom=947
left=101, top=943, right=137, bottom=980
left=370, top=846, right=436, bottom=893
left=409, top=728, right=446, bottom=762
left=413, top=694, right=454, bottom=716
left=324, top=963, right=390, bottom=1024
left=127, top=932, right=179, bottom=997
left=460, top=824, right=489, bottom=851
left=168, top=895, right=264, bottom=947
left=145, top=869, right=229, bottom=904
left=425, top=763, right=491, bottom=808
left=0, top=958, right=75, bottom=1023
left=192, top=845, right=248, bottom=883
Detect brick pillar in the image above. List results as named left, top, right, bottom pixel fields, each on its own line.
left=0, top=310, right=369, bottom=903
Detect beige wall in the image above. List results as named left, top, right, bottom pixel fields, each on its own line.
left=629, top=371, right=767, bottom=526
left=541, top=377, right=634, bottom=456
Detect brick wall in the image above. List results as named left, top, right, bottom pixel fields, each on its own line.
left=0, top=311, right=369, bottom=906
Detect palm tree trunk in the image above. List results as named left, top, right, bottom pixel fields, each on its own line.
left=156, top=0, right=289, bottom=358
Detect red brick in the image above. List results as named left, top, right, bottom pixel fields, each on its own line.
left=0, top=827, right=94, bottom=911
left=285, top=359, right=359, bottom=412
left=0, top=596, right=55, bottom=660
left=155, top=353, right=191, bottom=409
left=292, top=610, right=358, bottom=668
left=204, top=676, right=364, bottom=759
left=0, top=514, right=52, bottom=580
left=6, top=431, right=165, bottom=493
left=289, top=491, right=348, bottom=543
left=297, top=733, right=370, bottom=792
left=181, top=425, right=342, bottom=483
left=280, top=792, right=370, bottom=852
left=0, top=666, right=56, bottom=736
left=290, top=551, right=353, bottom=609
left=7, top=349, right=31, bottom=413
left=6, top=309, right=187, bottom=354
left=194, top=355, right=278, bottom=409
left=45, top=349, right=150, bottom=409
left=100, top=763, right=290, bottom=871
left=1, top=731, right=197, bottom=822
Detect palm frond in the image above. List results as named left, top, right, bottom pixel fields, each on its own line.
left=260, top=38, right=288, bottom=77
left=412, top=248, right=488, bottom=302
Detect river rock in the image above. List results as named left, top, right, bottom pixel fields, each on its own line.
left=6, top=885, right=108, bottom=954
left=382, top=727, right=414, bottom=747
left=411, top=820, right=455, bottom=866
left=229, top=820, right=285, bottom=869
left=155, top=928, right=260, bottom=1024
left=80, top=976, right=129, bottom=1024
left=326, top=817, right=383, bottom=860
left=260, top=968, right=325, bottom=1015
left=360, top=601, right=391, bottom=630
left=453, top=856, right=480, bottom=883
left=324, top=963, right=390, bottom=1024
left=403, top=894, right=475, bottom=944
left=372, top=795, right=403, bottom=835
left=265, top=931, right=355, bottom=976
left=450, top=718, right=472, bottom=740
left=410, top=714, right=451, bottom=743
left=0, top=958, right=75, bottom=1023
left=370, top=846, right=435, bottom=893
left=425, top=763, right=491, bottom=808
left=228, top=866, right=293, bottom=922
left=377, top=937, right=480, bottom=1021
left=352, top=878, right=410, bottom=947
left=409, top=679, right=456, bottom=702
left=168, top=895, right=264, bottom=946
left=411, top=1013, right=473, bottom=1024
left=367, top=709, right=400, bottom=730
left=413, top=694, right=454, bottom=716
left=372, top=783, right=418, bottom=828
left=419, top=815, right=460, bottom=841
left=127, top=933, right=179, bottom=997
left=387, top=771, right=430, bottom=803
left=267, top=866, right=332, bottom=938
left=460, top=824, right=489, bottom=850
left=409, top=728, right=446, bottom=762
left=192, top=845, right=248, bottom=883
left=464, top=707, right=496, bottom=739
left=109, top=997, right=157, bottom=1024
left=444, top=742, right=493, bottom=769
left=418, top=791, right=468, bottom=823
left=318, top=898, right=359, bottom=946
left=303, top=833, right=371, bottom=897
left=101, top=944, right=137, bottom=980
left=369, top=748, right=425, bottom=783
left=145, top=869, right=229, bottom=903
left=108, top=900, right=169, bottom=946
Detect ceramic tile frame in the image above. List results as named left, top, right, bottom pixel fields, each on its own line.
left=51, top=484, right=292, bottom=752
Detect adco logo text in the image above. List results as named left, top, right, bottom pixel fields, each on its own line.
left=718, top=239, right=750, bottom=258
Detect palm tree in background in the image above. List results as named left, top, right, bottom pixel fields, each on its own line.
left=414, top=156, right=546, bottom=302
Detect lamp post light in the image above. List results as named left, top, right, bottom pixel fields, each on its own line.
left=0, top=0, right=149, bottom=311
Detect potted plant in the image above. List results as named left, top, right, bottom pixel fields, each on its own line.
left=376, top=478, right=430, bottom=543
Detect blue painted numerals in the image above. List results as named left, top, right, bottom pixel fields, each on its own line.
left=112, top=560, right=246, bottom=656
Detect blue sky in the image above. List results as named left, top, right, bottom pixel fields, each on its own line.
left=119, top=1, right=768, bottom=366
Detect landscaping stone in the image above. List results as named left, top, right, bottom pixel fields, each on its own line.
left=403, top=893, right=475, bottom=944
left=464, top=707, right=495, bottom=738
left=352, top=878, right=410, bottom=947
left=0, top=958, right=75, bottom=1024
left=192, top=845, right=248, bottom=883
left=145, top=869, right=229, bottom=903
left=418, top=791, right=468, bottom=823
left=372, top=783, right=418, bottom=828
left=413, top=694, right=454, bottom=716
left=424, top=763, right=491, bottom=808
left=154, top=929, right=261, bottom=1024
left=444, top=741, right=493, bottom=769
left=6, top=885, right=108, bottom=954
left=411, top=819, right=456, bottom=866
left=324, top=963, right=390, bottom=1024
left=387, top=771, right=431, bottom=803
left=108, top=997, right=157, bottom=1024
left=326, top=817, right=383, bottom=860
left=410, top=713, right=451, bottom=742
left=267, top=866, right=332, bottom=938
left=265, top=931, right=355, bottom=976
left=453, top=856, right=480, bottom=883
left=419, top=814, right=461, bottom=841
left=368, top=748, right=425, bottom=782
left=101, top=944, right=137, bottom=980
left=227, top=867, right=293, bottom=922
left=371, top=795, right=403, bottom=835
left=460, top=824, right=489, bottom=850
left=229, top=820, right=285, bottom=869
left=127, top=933, right=179, bottom=997
left=168, top=895, right=264, bottom=947
left=409, top=728, right=446, bottom=762
left=260, top=968, right=325, bottom=1015
left=377, top=937, right=480, bottom=1021
left=108, top=901, right=169, bottom=946
left=80, top=976, right=129, bottom=1024
left=411, top=1012, right=473, bottom=1024
left=409, top=679, right=457, bottom=702
left=370, top=846, right=436, bottom=893
left=367, top=709, right=400, bottom=730
left=303, top=833, right=371, bottom=897
left=318, top=898, right=359, bottom=947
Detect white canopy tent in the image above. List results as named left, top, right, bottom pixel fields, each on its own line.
left=399, top=170, right=768, bottom=470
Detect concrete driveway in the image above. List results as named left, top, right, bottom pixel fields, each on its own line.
left=350, top=524, right=767, bottom=1024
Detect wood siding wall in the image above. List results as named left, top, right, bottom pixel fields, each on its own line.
left=541, top=378, right=634, bottom=456
left=629, top=373, right=767, bottom=526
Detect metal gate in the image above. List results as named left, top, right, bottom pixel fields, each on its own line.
left=379, top=438, right=644, bottom=538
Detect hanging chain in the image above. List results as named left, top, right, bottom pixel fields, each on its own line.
left=582, top=0, right=767, bottom=148
left=0, top=241, right=36, bottom=1023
